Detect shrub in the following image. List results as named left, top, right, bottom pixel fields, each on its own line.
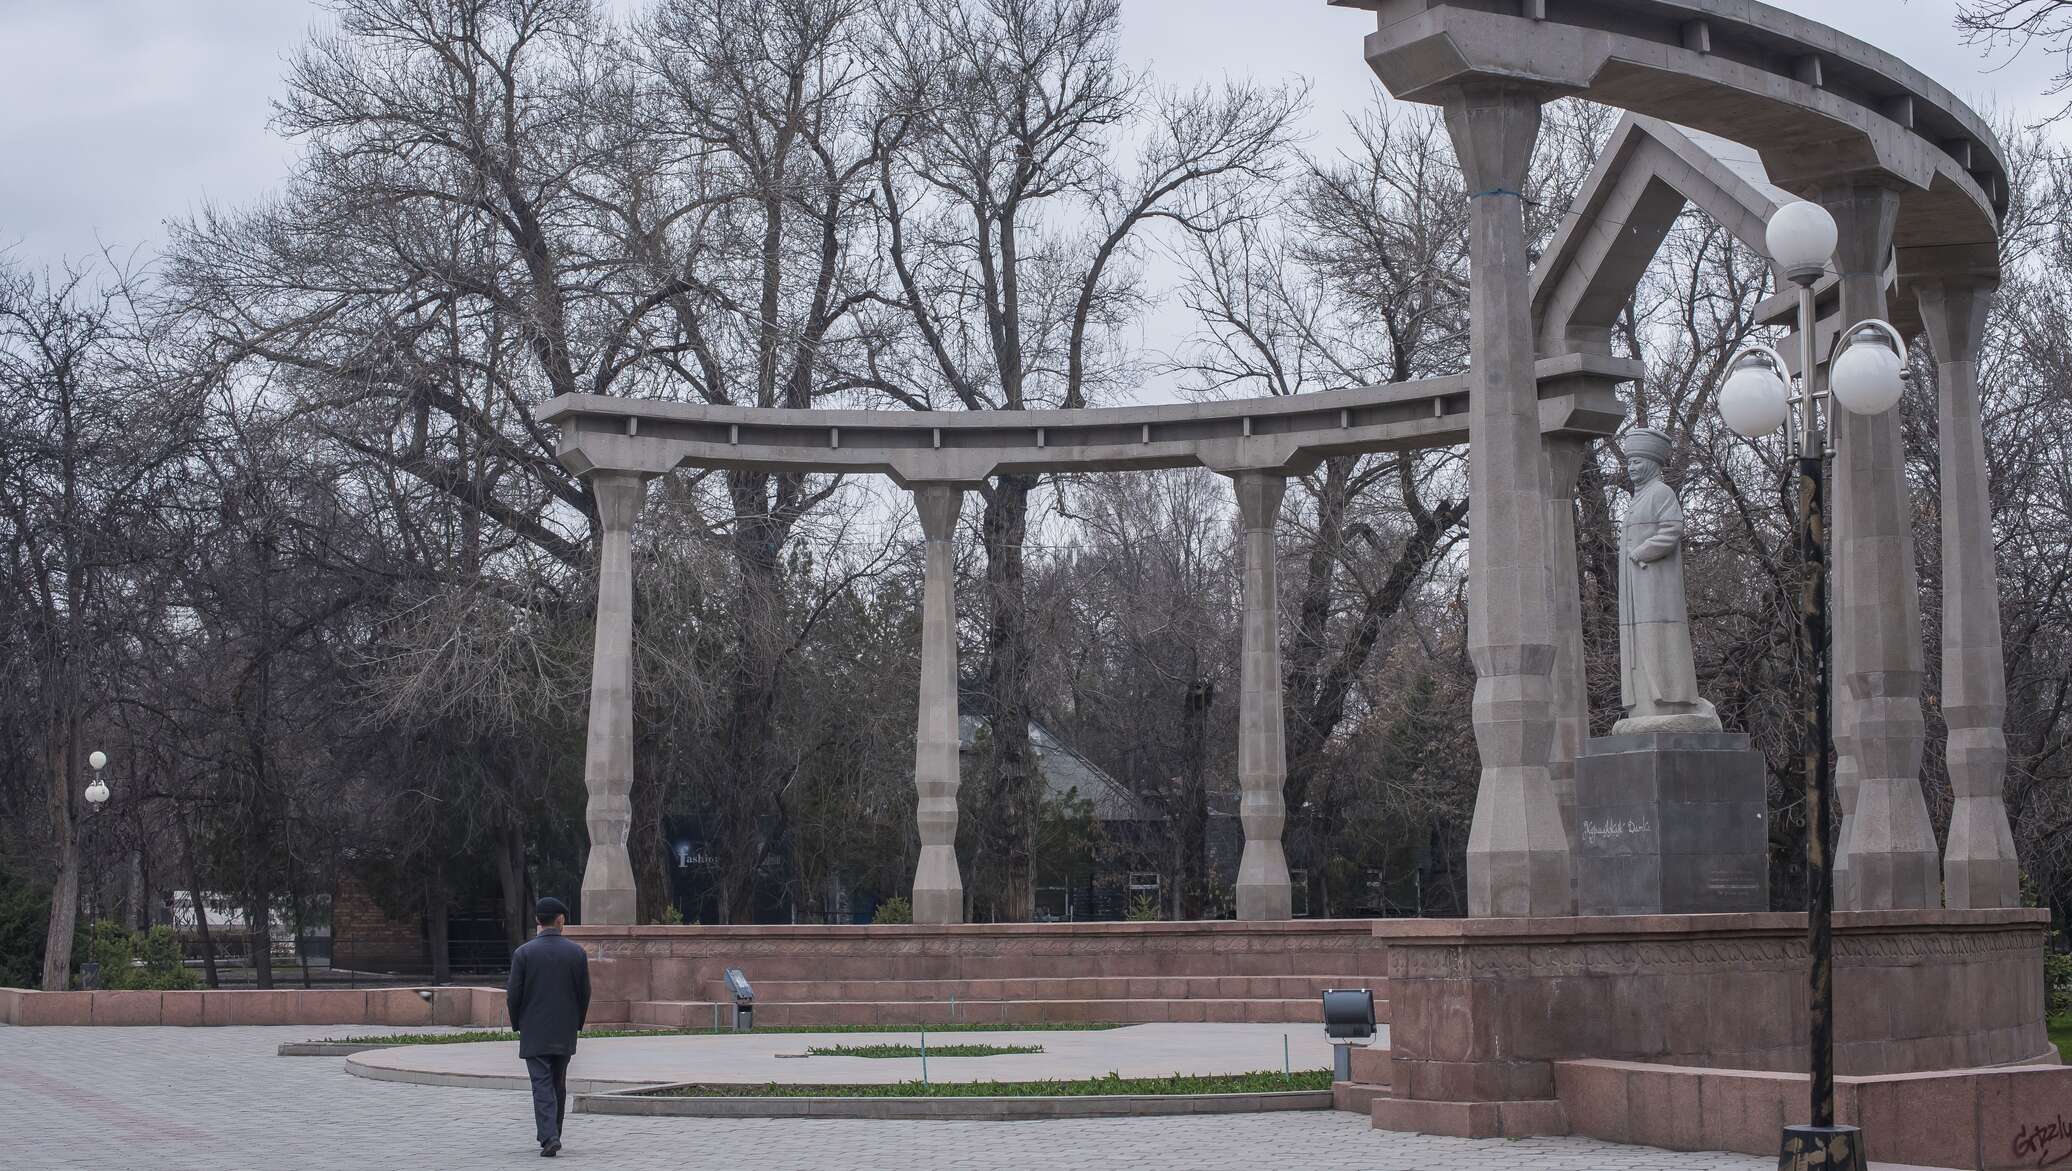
left=871, top=896, right=913, bottom=925
left=2047, top=950, right=2072, bottom=1019
left=0, top=864, right=53, bottom=988
left=1124, top=894, right=1160, bottom=922
left=131, top=925, right=197, bottom=990
left=82, top=920, right=197, bottom=991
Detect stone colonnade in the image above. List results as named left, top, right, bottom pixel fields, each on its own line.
left=560, top=107, right=2020, bottom=927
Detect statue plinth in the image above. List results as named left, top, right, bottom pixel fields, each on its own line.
left=1574, top=731, right=1769, bottom=915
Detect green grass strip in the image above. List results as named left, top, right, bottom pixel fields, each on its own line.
left=804, top=1042, right=1043, bottom=1059
left=645, top=1069, right=1333, bottom=1098
left=315, top=1022, right=1123, bottom=1046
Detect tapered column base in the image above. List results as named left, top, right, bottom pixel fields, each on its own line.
left=1236, top=839, right=1292, bottom=921
left=912, top=845, right=964, bottom=925
left=581, top=847, right=638, bottom=926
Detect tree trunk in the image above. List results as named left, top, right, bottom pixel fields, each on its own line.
left=426, top=853, right=450, bottom=985
left=1176, top=677, right=1213, bottom=920
left=247, top=886, right=273, bottom=990
left=982, top=476, right=1039, bottom=921
left=290, top=877, right=311, bottom=988
left=40, top=719, right=80, bottom=991
left=631, top=765, right=670, bottom=925
left=713, top=472, right=787, bottom=926
left=129, top=849, right=147, bottom=933
left=496, top=817, right=529, bottom=956
left=177, top=816, right=219, bottom=989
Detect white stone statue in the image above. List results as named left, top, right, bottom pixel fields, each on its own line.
left=1616, top=428, right=1721, bottom=734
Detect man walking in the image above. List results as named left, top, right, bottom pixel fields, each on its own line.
left=507, top=896, right=590, bottom=1157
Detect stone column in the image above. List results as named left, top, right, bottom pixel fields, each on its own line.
left=1444, top=86, right=1573, bottom=917
left=1231, top=470, right=1293, bottom=921
left=580, top=470, right=649, bottom=925
left=1822, top=183, right=1940, bottom=909
left=910, top=485, right=966, bottom=924
left=1545, top=434, right=1591, bottom=912
left=1918, top=278, right=2021, bottom=908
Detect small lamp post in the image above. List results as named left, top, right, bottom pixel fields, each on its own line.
left=84, top=750, right=109, bottom=811
left=1717, top=201, right=1909, bottom=1171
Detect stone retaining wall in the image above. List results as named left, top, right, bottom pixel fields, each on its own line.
left=0, top=985, right=506, bottom=1028
left=1555, top=1058, right=2072, bottom=1170
left=563, top=920, right=1392, bottom=1024
left=1372, top=909, right=2055, bottom=1139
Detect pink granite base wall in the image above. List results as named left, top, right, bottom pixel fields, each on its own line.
left=1374, top=909, right=2054, bottom=1139
left=564, top=920, right=1393, bottom=1024
left=0, top=985, right=506, bottom=1027
left=1556, top=1058, right=2072, bottom=1170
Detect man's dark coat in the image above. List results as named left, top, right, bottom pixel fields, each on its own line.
left=506, top=927, right=591, bottom=1059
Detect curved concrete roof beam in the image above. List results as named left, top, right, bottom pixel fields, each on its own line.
left=1332, top=0, right=2004, bottom=274
left=541, top=353, right=1637, bottom=485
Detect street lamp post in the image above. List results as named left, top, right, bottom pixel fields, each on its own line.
left=1717, top=201, right=1909, bottom=1171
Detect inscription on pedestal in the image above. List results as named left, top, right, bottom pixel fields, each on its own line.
left=1575, top=731, right=1769, bottom=915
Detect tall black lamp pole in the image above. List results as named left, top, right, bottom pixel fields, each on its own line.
left=1717, top=200, right=1912, bottom=1171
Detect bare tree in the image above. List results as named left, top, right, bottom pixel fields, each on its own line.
left=0, top=258, right=197, bottom=988
left=869, top=0, right=1300, bottom=918
left=1957, top=0, right=2072, bottom=121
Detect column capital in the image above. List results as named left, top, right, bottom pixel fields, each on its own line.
left=1915, top=278, right=1997, bottom=368
left=1543, top=434, right=1591, bottom=490
left=1441, top=85, right=1543, bottom=197
left=1228, top=471, right=1287, bottom=532
left=588, top=470, right=651, bottom=533
left=1815, top=183, right=1902, bottom=283
left=913, top=483, right=963, bottom=541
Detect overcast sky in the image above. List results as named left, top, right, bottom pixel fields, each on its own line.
left=1, top=0, right=2059, bottom=271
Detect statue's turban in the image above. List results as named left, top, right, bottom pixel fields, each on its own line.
left=1624, top=427, right=1672, bottom=465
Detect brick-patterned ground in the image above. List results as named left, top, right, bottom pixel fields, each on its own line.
left=0, top=1025, right=1856, bottom=1170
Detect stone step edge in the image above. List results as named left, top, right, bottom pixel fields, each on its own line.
left=1332, top=1082, right=1392, bottom=1115
left=630, top=998, right=1368, bottom=1018
left=576, top=1087, right=1335, bottom=1121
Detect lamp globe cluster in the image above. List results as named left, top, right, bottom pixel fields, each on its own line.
left=84, top=749, right=109, bottom=808
left=1831, top=324, right=1908, bottom=416
left=1766, top=200, right=1838, bottom=285
left=1718, top=348, right=1791, bottom=438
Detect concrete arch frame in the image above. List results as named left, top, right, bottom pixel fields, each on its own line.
left=1333, top=0, right=2016, bottom=916
left=548, top=0, right=2019, bottom=926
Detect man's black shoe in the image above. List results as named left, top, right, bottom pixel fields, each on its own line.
left=541, top=1138, right=561, bottom=1157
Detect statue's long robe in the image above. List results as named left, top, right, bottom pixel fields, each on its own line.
left=1619, top=477, right=1701, bottom=712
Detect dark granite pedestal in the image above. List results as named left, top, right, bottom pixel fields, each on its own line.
left=1573, top=731, right=1769, bottom=914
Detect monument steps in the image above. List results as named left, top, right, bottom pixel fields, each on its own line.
left=689, top=975, right=1381, bottom=1004
left=1333, top=1081, right=1391, bottom=1115
left=629, top=994, right=1365, bottom=1028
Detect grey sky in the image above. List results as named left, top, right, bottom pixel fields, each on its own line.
left=1, top=0, right=2057, bottom=272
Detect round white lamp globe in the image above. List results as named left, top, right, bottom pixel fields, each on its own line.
left=1831, top=327, right=1907, bottom=416
left=1766, top=201, right=1838, bottom=284
left=1718, top=352, right=1791, bottom=437
left=84, top=776, right=109, bottom=807
left=88, top=750, right=107, bottom=771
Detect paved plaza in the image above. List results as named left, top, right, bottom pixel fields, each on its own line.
left=0, top=1024, right=1952, bottom=1170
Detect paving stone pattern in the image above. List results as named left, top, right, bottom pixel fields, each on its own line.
left=0, top=1025, right=1805, bottom=1170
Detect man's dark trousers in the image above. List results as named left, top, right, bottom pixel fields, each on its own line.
left=526, top=1054, right=571, bottom=1145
